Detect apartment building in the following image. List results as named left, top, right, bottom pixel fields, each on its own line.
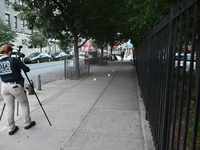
left=0, top=0, right=58, bottom=56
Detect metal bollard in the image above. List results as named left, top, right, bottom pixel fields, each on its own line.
left=36, top=74, right=41, bottom=91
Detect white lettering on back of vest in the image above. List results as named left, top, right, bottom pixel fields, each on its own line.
left=0, top=61, right=12, bottom=75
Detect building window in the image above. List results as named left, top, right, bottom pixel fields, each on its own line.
left=5, top=14, right=10, bottom=26
left=14, top=16, right=17, bottom=28
left=5, top=0, right=9, bottom=5
left=21, top=20, right=25, bottom=29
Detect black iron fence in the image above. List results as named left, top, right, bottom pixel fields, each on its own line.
left=134, top=0, right=200, bottom=149
left=64, top=59, right=90, bottom=79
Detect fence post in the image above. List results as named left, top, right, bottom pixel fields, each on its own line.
left=67, top=60, right=69, bottom=78
left=145, top=34, right=152, bottom=118
left=161, top=5, right=179, bottom=150
left=64, top=59, right=66, bottom=79
left=87, top=62, right=90, bottom=75
left=191, top=3, right=200, bottom=149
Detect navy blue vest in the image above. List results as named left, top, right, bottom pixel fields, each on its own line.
left=0, top=57, right=30, bottom=82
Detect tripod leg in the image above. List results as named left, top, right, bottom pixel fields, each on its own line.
left=0, top=103, right=6, bottom=122
left=17, top=101, right=19, bottom=116
left=24, top=71, right=52, bottom=126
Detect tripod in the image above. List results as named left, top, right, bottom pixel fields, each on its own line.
left=0, top=103, right=5, bottom=122
left=24, top=71, right=52, bottom=126
left=0, top=72, right=52, bottom=126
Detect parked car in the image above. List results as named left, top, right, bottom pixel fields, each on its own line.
left=84, top=50, right=101, bottom=64
left=103, top=51, right=110, bottom=60
left=79, top=52, right=85, bottom=57
left=65, top=51, right=74, bottom=59
left=175, top=52, right=196, bottom=72
left=51, top=52, right=68, bottom=61
left=24, top=52, right=51, bottom=64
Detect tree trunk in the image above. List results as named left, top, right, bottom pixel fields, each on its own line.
left=74, top=36, right=80, bottom=79
left=110, top=46, right=113, bottom=55
left=196, top=19, right=200, bottom=89
left=100, top=46, right=104, bottom=65
left=110, top=43, right=114, bottom=55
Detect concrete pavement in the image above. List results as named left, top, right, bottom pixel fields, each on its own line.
left=0, top=57, right=155, bottom=150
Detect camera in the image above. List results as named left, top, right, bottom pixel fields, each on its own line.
left=17, top=45, right=23, bottom=52
left=16, top=45, right=25, bottom=59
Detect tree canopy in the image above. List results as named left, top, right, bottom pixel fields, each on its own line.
left=11, top=0, right=183, bottom=77
left=0, top=19, right=17, bottom=46
left=127, top=0, right=182, bottom=46
left=12, top=0, right=132, bottom=78
left=27, top=32, right=48, bottom=52
left=78, top=0, right=131, bottom=64
left=58, top=37, right=73, bottom=52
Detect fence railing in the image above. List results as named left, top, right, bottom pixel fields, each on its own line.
left=64, top=59, right=90, bottom=79
left=134, top=0, right=200, bottom=149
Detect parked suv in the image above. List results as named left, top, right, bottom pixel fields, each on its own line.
left=84, top=50, right=101, bottom=64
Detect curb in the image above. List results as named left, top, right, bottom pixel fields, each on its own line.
left=134, top=66, right=155, bottom=150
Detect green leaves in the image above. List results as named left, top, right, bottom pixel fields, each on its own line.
left=0, top=19, right=17, bottom=45
left=11, top=0, right=131, bottom=46
left=127, top=0, right=182, bottom=46
left=27, top=32, right=48, bottom=52
left=10, top=0, right=185, bottom=49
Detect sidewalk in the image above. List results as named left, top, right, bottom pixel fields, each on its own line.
left=0, top=57, right=155, bottom=150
